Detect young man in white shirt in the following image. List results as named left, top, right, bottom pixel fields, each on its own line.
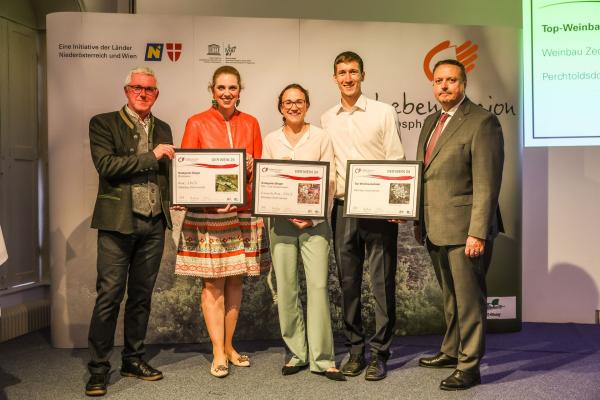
left=321, top=51, right=405, bottom=381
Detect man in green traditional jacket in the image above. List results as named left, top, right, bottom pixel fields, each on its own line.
left=85, top=66, right=174, bottom=397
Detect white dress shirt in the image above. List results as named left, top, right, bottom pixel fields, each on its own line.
left=262, top=124, right=336, bottom=225
left=321, top=94, right=405, bottom=199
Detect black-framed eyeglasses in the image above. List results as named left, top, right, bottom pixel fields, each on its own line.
left=127, top=85, right=158, bottom=95
left=281, top=99, right=306, bottom=109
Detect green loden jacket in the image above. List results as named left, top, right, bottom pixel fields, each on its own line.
left=89, top=106, right=173, bottom=234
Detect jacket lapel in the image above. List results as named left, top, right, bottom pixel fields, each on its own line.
left=119, top=106, right=142, bottom=148
left=424, top=98, right=471, bottom=169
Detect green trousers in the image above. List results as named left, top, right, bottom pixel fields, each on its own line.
left=269, top=218, right=336, bottom=372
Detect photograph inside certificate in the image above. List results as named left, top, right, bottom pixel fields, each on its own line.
left=170, top=149, right=246, bottom=207
left=344, top=160, right=422, bottom=220
left=252, top=159, right=329, bottom=219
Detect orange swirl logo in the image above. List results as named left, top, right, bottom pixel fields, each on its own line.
left=423, top=40, right=478, bottom=81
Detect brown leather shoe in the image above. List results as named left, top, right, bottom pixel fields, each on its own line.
left=418, top=352, right=458, bottom=369
left=440, top=369, right=481, bottom=390
left=120, top=359, right=163, bottom=381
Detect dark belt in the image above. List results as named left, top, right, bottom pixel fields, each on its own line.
left=133, top=212, right=163, bottom=222
left=334, top=198, right=344, bottom=206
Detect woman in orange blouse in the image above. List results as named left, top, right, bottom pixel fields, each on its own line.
left=175, top=66, right=270, bottom=378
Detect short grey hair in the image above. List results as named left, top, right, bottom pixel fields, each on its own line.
left=124, top=66, right=157, bottom=86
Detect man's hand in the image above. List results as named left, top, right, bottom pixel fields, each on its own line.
left=387, top=219, right=407, bottom=224
left=153, top=144, right=175, bottom=160
left=465, top=235, right=485, bottom=258
left=289, top=218, right=313, bottom=229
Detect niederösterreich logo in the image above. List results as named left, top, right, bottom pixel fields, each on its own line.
left=144, top=43, right=164, bottom=61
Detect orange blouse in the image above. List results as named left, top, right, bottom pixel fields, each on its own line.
left=181, top=107, right=263, bottom=211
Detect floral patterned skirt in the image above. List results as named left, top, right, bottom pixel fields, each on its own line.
left=175, top=211, right=271, bottom=278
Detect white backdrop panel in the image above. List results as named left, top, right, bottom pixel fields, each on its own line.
left=47, top=12, right=519, bottom=347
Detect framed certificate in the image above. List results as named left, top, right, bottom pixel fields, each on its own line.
left=170, top=149, right=246, bottom=207
left=343, top=160, right=423, bottom=220
left=252, top=159, right=330, bottom=219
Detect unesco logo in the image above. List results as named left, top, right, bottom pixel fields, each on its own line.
left=206, top=43, right=237, bottom=57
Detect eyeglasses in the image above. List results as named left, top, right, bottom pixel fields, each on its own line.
left=127, top=85, right=158, bottom=95
left=281, top=99, right=306, bottom=109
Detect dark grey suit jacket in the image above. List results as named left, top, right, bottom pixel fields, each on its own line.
left=416, top=98, right=504, bottom=246
left=89, top=107, right=173, bottom=234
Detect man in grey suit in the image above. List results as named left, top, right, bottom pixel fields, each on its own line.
left=415, top=59, right=504, bottom=390
left=85, top=67, right=174, bottom=397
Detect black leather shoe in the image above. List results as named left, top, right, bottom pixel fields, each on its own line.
left=85, top=373, right=108, bottom=397
left=440, top=369, right=481, bottom=390
left=310, top=369, right=348, bottom=381
left=418, top=352, right=458, bottom=369
left=324, top=370, right=347, bottom=381
left=281, top=364, right=307, bottom=376
left=340, top=354, right=366, bottom=376
left=364, top=355, right=387, bottom=381
left=120, top=359, right=163, bottom=381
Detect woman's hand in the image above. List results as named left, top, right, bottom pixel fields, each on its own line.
left=289, top=218, right=313, bottom=229
left=216, top=204, right=238, bottom=214
left=246, top=154, right=254, bottom=176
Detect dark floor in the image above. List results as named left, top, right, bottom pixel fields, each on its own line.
left=1, top=323, right=600, bottom=400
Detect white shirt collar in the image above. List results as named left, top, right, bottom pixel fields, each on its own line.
left=336, top=94, right=367, bottom=114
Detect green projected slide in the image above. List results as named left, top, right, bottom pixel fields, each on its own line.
left=523, top=0, right=600, bottom=146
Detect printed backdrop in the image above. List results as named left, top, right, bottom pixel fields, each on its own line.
left=47, top=13, right=520, bottom=347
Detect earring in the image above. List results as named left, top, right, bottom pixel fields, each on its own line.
left=211, top=99, right=218, bottom=108
left=235, top=99, right=240, bottom=107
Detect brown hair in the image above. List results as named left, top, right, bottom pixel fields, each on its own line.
left=333, top=51, right=364, bottom=74
left=277, top=83, right=310, bottom=122
left=208, top=65, right=243, bottom=91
